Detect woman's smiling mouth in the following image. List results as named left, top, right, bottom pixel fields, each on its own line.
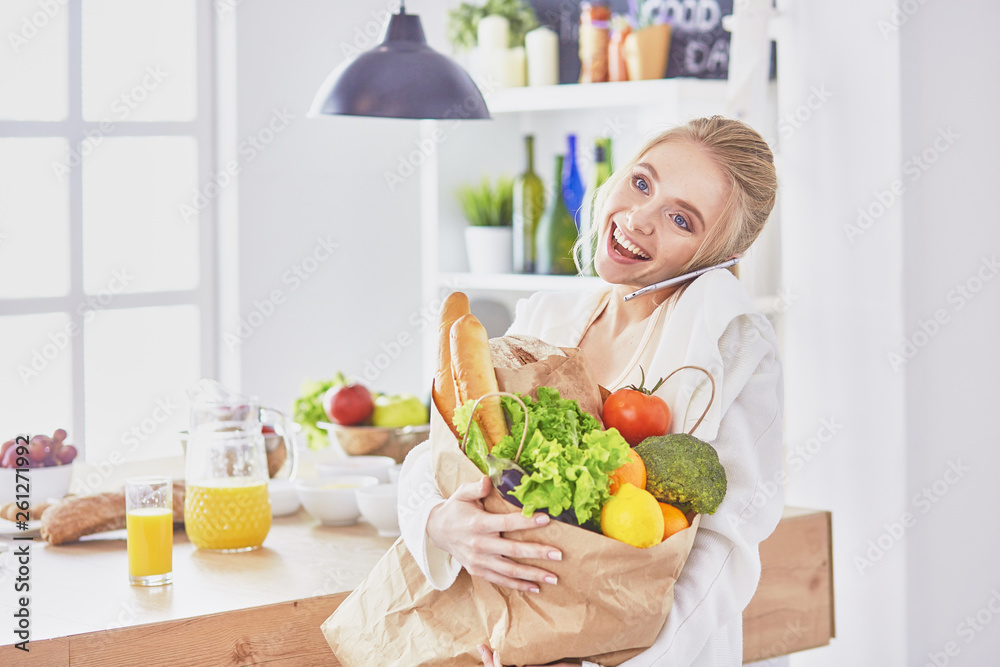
left=610, top=223, right=651, bottom=261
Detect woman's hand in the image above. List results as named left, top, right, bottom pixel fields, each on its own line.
left=427, top=476, right=562, bottom=593
left=477, top=644, right=581, bottom=666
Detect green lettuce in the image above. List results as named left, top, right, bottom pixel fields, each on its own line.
left=452, top=399, right=491, bottom=474
left=486, top=387, right=631, bottom=525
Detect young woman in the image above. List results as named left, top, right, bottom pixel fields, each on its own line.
left=397, top=116, right=784, bottom=667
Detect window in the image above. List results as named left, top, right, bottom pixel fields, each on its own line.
left=0, top=0, right=215, bottom=465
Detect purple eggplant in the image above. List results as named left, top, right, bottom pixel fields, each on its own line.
left=484, top=454, right=601, bottom=532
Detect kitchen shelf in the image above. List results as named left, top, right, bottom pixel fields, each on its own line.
left=441, top=272, right=783, bottom=317
left=484, top=78, right=728, bottom=114
left=438, top=271, right=605, bottom=293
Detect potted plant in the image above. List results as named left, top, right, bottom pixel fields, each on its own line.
left=446, top=0, right=539, bottom=53
left=457, top=176, right=514, bottom=274
left=447, top=0, right=539, bottom=87
left=623, top=0, right=672, bottom=80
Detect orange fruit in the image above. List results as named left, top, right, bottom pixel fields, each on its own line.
left=600, top=483, right=664, bottom=549
left=608, top=447, right=646, bottom=495
left=658, top=502, right=689, bottom=541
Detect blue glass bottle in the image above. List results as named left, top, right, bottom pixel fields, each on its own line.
left=561, top=134, right=585, bottom=229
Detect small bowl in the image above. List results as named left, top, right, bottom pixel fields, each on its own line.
left=317, top=422, right=429, bottom=463
left=0, top=464, right=73, bottom=507
left=356, top=483, right=400, bottom=537
left=268, top=479, right=300, bottom=517
left=317, top=456, right=396, bottom=483
left=387, top=462, right=404, bottom=484
left=295, top=475, right=378, bottom=526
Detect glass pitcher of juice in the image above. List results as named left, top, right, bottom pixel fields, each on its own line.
left=183, top=380, right=290, bottom=552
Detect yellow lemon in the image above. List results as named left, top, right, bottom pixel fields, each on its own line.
left=600, top=483, right=665, bottom=548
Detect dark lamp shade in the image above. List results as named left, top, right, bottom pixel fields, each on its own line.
left=309, top=11, right=490, bottom=121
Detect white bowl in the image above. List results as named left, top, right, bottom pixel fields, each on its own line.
left=268, top=479, right=300, bottom=517
left=317, top=456, right=395, bottom=483
left=356, top=483, right=400, bottom=537
left=387, top=462, right=404, bottom=484
left=295, top=475, right=379, bottom=526
left=0, top=464, right=73, bottom=507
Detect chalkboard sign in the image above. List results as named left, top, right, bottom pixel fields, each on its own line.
left=527, top=0, right=774, bottom=82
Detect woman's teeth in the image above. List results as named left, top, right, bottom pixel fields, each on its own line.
left=613, top=226, right=651, bottom=260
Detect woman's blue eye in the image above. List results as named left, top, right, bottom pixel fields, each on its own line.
left=633, top=175, right=649, bottom=193
left=673, top=214, right=689, bottom=230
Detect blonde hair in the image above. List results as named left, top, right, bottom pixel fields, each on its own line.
left=575, top=116, right=777, bottom=285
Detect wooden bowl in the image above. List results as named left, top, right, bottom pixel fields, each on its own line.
left=317, top=423, right=430, bottom=463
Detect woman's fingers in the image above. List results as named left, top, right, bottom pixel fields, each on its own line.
left=466, top=550, right=557, bottom=588
left=484, top=507, right=551, bottom=532
left=452, top=476, right=491, bottom=503
left=477, top=645, right=503, bottom=667
left=475, top=567, right=542, bottom=594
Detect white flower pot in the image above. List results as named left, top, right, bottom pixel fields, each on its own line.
left=465, top=227, right=513, bottom=274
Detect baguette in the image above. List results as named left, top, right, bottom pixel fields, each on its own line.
left=0, top=499, right=57, bottom=522
left=432, top=292, right=470, bottom=437
left=40, top=482, right=186, bottom=545
left=450, top=314, right=507, bottom=448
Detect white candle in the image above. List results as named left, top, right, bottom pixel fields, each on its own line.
left=503, top=47, right=526, bottom=87
left=477, top=15, right=510, bottom=51
left=525, top=26, right=559, bottom=86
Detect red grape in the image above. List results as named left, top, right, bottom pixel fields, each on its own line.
left=56, top=445, right=77, bottom=464
left=1, top=447, right=18, bottom=468
left=53, top=428, right=67, bottom=442
left=27, top=440, right=49, bottom=464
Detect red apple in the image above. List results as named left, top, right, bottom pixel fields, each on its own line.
left=323, top=383, right=374, bottom=426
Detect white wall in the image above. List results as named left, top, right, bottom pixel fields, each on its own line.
left=778, top=0, right=909, bottom=661
left=900, top=1, right=1000, bottom=665
left=229, top=0, right=429, bottom=414
left=781, top=0, right=1000, bottom=665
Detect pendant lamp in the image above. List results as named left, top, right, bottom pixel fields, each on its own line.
left=309, top=1, right=490, bottom=121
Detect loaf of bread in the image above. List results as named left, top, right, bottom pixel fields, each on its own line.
left=433, top=292, right=470, bottom=437
left=450, top=313, right=507, bottom=448
left=0, top=499, right=57, bottom=522
left=40, top=482, right=186, bottom=546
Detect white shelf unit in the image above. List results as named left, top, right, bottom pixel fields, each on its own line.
left=419, top=77, right=779, bottom=379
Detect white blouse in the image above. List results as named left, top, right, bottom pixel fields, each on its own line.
left=397, top=269, right=785, bottom=666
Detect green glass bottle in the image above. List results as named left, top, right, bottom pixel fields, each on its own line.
left=579, top=137, right=613, bottom=276
left=513, top=135, right=545, bottom=273
left=535, top=155, right=580, bottom=275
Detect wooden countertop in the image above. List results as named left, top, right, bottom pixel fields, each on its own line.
left=0, top=506, right=833, bottom=665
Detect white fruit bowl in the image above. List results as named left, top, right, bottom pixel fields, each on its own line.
left=268, top=479, right=301, bottom=517
left=317, top=455, right=396, bottom=483
left=0, top=464, right=74, bottom=507
left=295, top=475, right=379, bottom=526
left=356, top=483, right=400, bottom=537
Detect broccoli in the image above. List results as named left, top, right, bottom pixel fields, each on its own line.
left=635, top=433, right=728, bottom=515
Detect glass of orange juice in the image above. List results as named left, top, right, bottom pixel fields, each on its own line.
left=125, top=476, right=173, bottom=586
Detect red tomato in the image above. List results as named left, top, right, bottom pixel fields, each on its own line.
left=603, top=371, right=672, bottom=446
left=323, top=383, right=375, bottom=426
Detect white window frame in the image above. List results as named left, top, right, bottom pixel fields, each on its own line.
left=0, top=0, right=217, bottom=460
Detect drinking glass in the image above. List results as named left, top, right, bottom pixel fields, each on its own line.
left=125, top=476, right=173, bottom=586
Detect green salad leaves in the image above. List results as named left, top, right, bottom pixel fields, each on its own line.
left=454, top=387, right=630, bottom=526
left=293, top=373, right=346, bottom=450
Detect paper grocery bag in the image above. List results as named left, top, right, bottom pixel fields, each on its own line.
left=322, top=344, right=700, bottom=666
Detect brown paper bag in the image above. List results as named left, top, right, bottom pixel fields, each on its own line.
left=323, top=346, right=699, bottom=666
